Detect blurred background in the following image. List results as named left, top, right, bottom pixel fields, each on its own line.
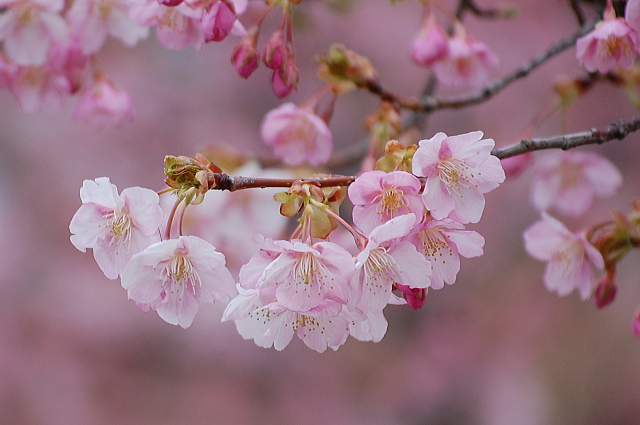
left=1, top=0, right=640, bottom=424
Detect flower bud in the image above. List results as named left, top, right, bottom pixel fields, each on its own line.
left=202, top=0, right=236, bottom=43
left=271, top=58, right=299, bottom=98
left=633, top=306, right=640, bottom=338
left=593, top=270, right=617, bottom=309
left=157, top=0, right=183, bottom=6
left=262, top=29, right=286, bottom=69
left=410, top=13, right=448, bottom=67
left=317, top=44, right=378, bottom=87
left=231, top=27, right=259, bottom=78
left=396, top=284, right=427, bottom=310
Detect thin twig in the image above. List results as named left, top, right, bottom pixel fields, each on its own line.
left=361, top=22, right=595, bottom=113
left=492, top=116, right=640, bottom=159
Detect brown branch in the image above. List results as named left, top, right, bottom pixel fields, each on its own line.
left=492, top=116, right=640, bottom=159
left=361, top=22, right=595, bottom=113
left=208, top=174, right=357, bottom=192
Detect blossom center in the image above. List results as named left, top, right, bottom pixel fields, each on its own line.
left=364, top=248, right=397, bottom=289
left=598, top=34, right=632, bottom=59
left=161, top=254, right=201, bottom=300
left=292, top=252, right=329, bottom=293
left=437, top=158, right=478, bottom=196
left=103, top=210, right=132, bottom=252
left=419, top=228, right=453, bottom=263
left=373, top=186, right=409, bottom=220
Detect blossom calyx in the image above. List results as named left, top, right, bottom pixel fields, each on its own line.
left=374, top=140, right=418, bottom=173
left=163, top=155, right=216, bottom=204
left=317, top=44, right=378, bottom=88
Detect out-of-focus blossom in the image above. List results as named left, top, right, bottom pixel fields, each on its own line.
left=74, top=77, right=134, bottom=128
left=432, top=29, right=498, bottom=89
left=201, top=0, right=236, bottom=42
left=0, top=0, right=69, bottom=66
left=523, top=212, right=604, bottom=300
left=122, top=235, right=236, bottom=328
left=351, top=214, right=431, bottom=313
left=531, top=150, right=622, bottom=217
left=626, top=0, right=640, bottom=38
left=632, top=305, right=640, bottom=338
left=69, top=177, right=164, bottom=279
left=67, top=0, right=149, bottom=55
left=593, top=270, right=617, bottom=309
left=231, top=26, right=259, bottom=78
left=408, top=217, right=484, bottom=290
left=260, top=102, right=333, bottom=166
left=410, top=12, right=448, bottom=67
left=348, top=170, right=423, bottom=235
left=576, top=17, right=637, bottom=74
left=412, top=131, right=505, bottom=223
left=130, top=0, right=204, bottom=50
left=500, top=152, right=533, bottom=178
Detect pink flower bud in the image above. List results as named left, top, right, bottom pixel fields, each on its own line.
left=202, top=0, right=237, bottom=43
left=396, top=284, right=427, bottom=310
left=593, top=270, right=617, bottom=309
left=74, top=78, right=134, bottom=128
left=271, top=59, right=299, bottom=98
left=261, top=29, right=286, bottom=69
left=158, top=0, right=183, bottom=5
left=231, top=28, right=259, bottom=78
left=410, top=13, right=448, bottom=67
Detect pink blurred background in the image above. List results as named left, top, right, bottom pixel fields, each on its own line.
left=1, top=1, right=640, bottom=424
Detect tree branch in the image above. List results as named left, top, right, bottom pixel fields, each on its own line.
left=361, top=22, right=595, bottom=113
left=492, top=116, right=640, bottom=159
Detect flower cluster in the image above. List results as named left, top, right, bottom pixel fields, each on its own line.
left=70, top=131, right=505, bottom=351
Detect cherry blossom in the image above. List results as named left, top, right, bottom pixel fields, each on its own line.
left=531, top=151, right=622, bottom=217
left=130, top=0, right=204, bottom=50
left=66, top=0, right=149, bottom=55
left=351, top=214, right=431, bottom=313
left=201, top=0, right=236, bottom=42
left=260, top=102, right=333, bottom=167
left=0, top=0, right=69, bottom=66
left=523, top=212, right=604, bottom=300
left=412, top=131, right=505, bottom=223
left=348, top=170, right=424, bottom=235
left=73, top=77, right=134, bottom=128
left=69, top=177, right=164, bottom=279
left=122, top=235, right=236, bottom=328
left=432, top=27, right=498, bottom=89
left=576, top=15, right=637, bottom=74
left=408, top=217, right=484, bottom=290
left=410, top=12, right=448, bottom=68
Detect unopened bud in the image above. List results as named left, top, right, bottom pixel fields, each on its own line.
left=231, top=27, right=259, bottom=78
left=396, top=284, right=427, bottom=310
left=262, top=29, right=286, bottom=69
left=317, top=44, right=378, bottom=87
left=202, top=0, right=236, bottom=43
left=593, top=270, right=617, bottom=309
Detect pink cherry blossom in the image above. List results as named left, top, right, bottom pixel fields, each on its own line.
left=69, top=177, right=164, bottom=279
left=576, top=17, right=637, bottom=74
left=523, top=212, right=604, bottom=300
left=410, top=12, right=448, bottom=67
left=626, top=0, right=640, bottom=40
left=261, top=29, right=286, bottom=69
left=632, top=305, right=640, bottom=338
left=122, top=235, right=236, bottom=328
left=408, top=217, right=484, bottom=290
left=66, top=0, right=149, bottom=55
left=0, top=0, right=69, bottom=66
left=351, top=214, right=431, bottom=313
left=256, top=239, right=355, bottom=312
left=260, top=102, right=333, bottom=167
left=531, top=150, right=622, bottom=217
left=412, top=131, right=505, bottom=223
left=432, top=30, right=498, bottom=89
left=73, top=77, right=134, bottom=128
left=230, top=300, right=350, bottom=352
left=348, top=170, right=424, bottom=235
